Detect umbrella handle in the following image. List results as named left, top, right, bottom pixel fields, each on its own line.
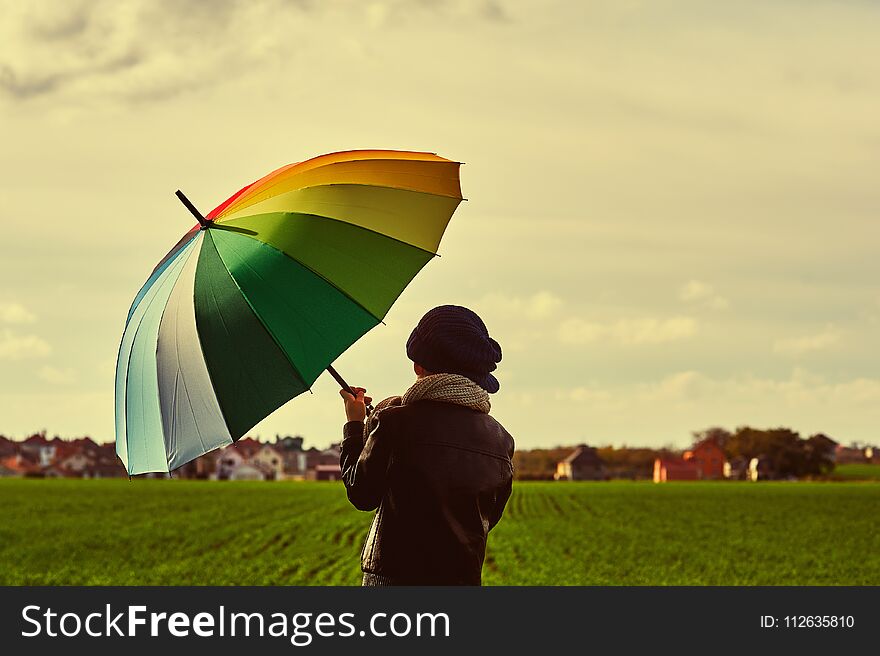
left=327, top=364, right=374, bottom=416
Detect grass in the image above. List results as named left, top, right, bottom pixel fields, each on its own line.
left=831, top=463, right=880, bottom=481
left=0, top=479, right=877, bottom=585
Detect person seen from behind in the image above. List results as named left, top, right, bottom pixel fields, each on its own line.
left=338, top=305, right=515, bottom=586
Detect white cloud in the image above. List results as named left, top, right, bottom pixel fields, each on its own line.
left=38, top=365, right=78, bottom=385
left=679, top=280, right=729, bottom=310
left=559, top=316, right=698, bottom=345
left=773, top=328, right=839, bottom=356
left=525, top=291, right=563, bottom=319
left=477, top=291, right=563, bottom=320
left=566, top=386, right=614, bottom=404
left=0, top=301, right=36, bottom=323
left=637, top=370, right=710, bottom=403
left=0, top=330, right=51, bottom=359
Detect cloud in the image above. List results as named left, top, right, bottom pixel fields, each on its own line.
left=566, top=386, right=613, bottom=403
left=478, top=290, right=563, bottom=321
left=559, top=316, right=698, bottom=345
left=0, top=1, right=294, bottom=103
left=0, top=0, right=508, bottom=105
left=773, top=327, right=840, bottom=356
left=679, top=280, right=729, bottom=310
left=0, top=330, right=51, bottom=359
left=0, top=302, right=36, bottom=323
left=38, top=365, right=78, bottom=386
left=567, top=368, right=880, bottom=411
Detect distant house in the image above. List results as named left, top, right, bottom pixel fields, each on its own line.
left=211, top=442, right=287, bottom=481
left=234, top=437, right=263, bottom=460
left=20, top=434, right=56, bottom=467
left=0, top=461, right=21, bottom=477
left=1, top=453, right=41, bottom=477
left=251, top=445, right=284, bottom=481
left=653, top=458, right=700, bottom=482
left=214, top=448, right=244, bottom=480
left=174, top=454, right=213, bottom=479
left=0, top=436, right=18, bottom=458
left=229, top=462, right=267, bottom=481
left=58, top=452, right=93, bottom=475
left=310, top=464, right=342, bottom=481
left=835, top=444, right=870, bottom=464
left=306, top=444, right=341, bottom=471
left=275, top=435, right=307, bottom=479
left=282, top=450, right=308, bottom=480
left=683, top=437, right=727, bottom=479
left=554, top=444, right=605, bottom=481
left=276, top=435, right=305, bottom=452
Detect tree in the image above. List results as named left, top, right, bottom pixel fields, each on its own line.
left=725, top=426, right=834, bottom=478
left=692, top=426, right=732, bottom=450
left=805, top=433, right=837, bottom=476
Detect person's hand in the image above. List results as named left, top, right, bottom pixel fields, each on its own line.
left=339, top=386, right=372, bottom=422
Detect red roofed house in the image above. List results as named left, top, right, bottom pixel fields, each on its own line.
left=310, top=464, right=342, bottom=481
left=653, top=458, right=700, bottom=482
left=683, top=437, right=727, bottom=480
left=233, top=437, right=262, bottom=460
left=20, top=433, right=56, bottom=466
left=1, top=452, right=41, bottom=477
left=0, top=436, right=17, bottom=458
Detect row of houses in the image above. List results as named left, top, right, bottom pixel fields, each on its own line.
left=0, top=433, right=343, bottom=481
left=553, top=436, right=875, bottom=482
left=182, top=435, right=342, bottom=481
left=552, top=438, right=770, bottom=482
left=0, top=434, right=123, bottom=478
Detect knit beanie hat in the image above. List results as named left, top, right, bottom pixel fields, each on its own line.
left=405, top=305, right=502, bottom=393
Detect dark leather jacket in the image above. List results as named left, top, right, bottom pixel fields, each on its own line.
left=340, top=399, right=515, bottom=585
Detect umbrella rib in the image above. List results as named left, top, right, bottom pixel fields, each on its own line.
left=216, top=235, right=379, bottom=381
left=219, top=225, right=391, bottom=326
left=206, top=232, right=313, bottom=395
left=203, top=252, right=306, bottom=438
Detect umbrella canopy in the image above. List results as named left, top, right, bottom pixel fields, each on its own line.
left=115, top=149, right=463, bottom=475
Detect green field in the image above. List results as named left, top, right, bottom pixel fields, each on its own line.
left=0, top=479, right=877, bottom=585
left=832, top=463, right=880, bottom=481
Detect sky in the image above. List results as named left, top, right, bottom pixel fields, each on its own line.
left=1, top=0, right=878, bottom=450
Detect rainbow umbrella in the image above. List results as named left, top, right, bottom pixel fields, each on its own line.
left=115, top=150, right=463, bottom=475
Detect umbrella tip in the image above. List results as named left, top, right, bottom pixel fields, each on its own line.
left=176, top=189, right=211, bottom=229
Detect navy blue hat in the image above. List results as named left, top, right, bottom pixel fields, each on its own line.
left=406, top=305, right=502, bottom=393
